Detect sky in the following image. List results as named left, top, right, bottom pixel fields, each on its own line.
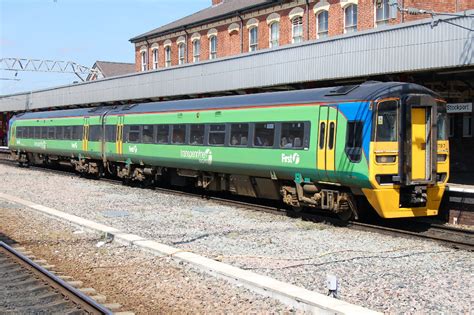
left=0, top=0, right=209, bottom=95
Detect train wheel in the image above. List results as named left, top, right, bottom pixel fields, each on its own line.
left=337, top=208, right=353, bottom=221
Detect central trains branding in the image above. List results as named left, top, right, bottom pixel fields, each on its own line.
left=180, top=149, right=213, bottom=165
left=281, top=153, right=300, bottom=165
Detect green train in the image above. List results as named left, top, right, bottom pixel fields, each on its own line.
left=8, top=82, right=449, bottom=219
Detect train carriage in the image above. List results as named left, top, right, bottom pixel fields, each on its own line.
left=8, top=81, right=449, bottom=219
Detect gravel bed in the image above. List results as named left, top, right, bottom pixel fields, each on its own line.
left=1, top=163, right=473, bottom=313
left=0, top=201, right=296, bottom=314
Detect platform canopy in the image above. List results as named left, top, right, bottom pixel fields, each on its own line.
left=1, top=12, right=473, bottom=112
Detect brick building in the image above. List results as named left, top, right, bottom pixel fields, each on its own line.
left=130, top=0, right=472, bottom=72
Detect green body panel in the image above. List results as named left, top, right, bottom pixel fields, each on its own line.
left=10, top=104, right=371, bottom=189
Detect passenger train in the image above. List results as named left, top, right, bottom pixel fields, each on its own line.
left=8, top=81, right=449, bottom=219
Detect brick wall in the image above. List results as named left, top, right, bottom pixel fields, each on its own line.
left=134, top=0, right=473, bottom=71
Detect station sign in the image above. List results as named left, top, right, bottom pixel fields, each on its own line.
left=447, top=103, right=472, bottom=113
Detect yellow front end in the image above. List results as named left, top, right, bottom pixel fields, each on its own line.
left=363, top=140, right=449, bottom=219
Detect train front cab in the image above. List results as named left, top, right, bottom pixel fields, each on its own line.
left=363, top=94, right=449, bottom=218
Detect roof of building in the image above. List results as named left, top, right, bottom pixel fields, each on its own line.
left=11, top=82, right=438, bottom=120
left=93, top=61, right=135, bottom=78
left=129, top=0, right=275, bottom=43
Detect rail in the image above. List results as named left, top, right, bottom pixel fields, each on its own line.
left=0, top=241, right=112, bottom=314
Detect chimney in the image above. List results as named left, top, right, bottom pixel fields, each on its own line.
left=212, top=0, right=223, bottom=5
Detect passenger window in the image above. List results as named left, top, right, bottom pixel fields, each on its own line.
left=328, top=122, right=335, bottom=150
left=319, top=122, right=326, bottom=149
left=105, top=125, right=116, bottom=142
left=254, top=123, right=275, bottom=147
left=33, top=126, right=40, bottom=139
left=345, top=121, right=363, bottom=162
left=16, top=127, right=23, bottom=138
left=190, top=124, right=205, bottom=145
left=156, top=125, right=170, bottom=144
left=127, top=125, right=140, bottom=143
left=172, top=124, right=186, bottom=144
left=209, top=124, right=226, bottom=146
left=142, top=125, right=155, bottom=143
left=47, top=127, right=55, bottom=140
left=55, top=126, right=64, bottom=140
left=376, top=100, right=398, bottom=142
left=230, top=123, right=249, bottom=146
left=64, top=126, right=72, bottom=140
left=72, top=126, right=83, bottom=140
left=281, top=122, right=304, bottom=149
left=89, top=125, right=102, bottom=142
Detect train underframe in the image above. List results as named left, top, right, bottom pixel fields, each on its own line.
left=13, top=151, right=360, bottom=220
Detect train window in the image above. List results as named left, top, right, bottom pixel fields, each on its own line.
left=319, top=122, right=326, bottom=149
left=16, top=127, right=23, bottom=138
left=254, top=123, right=275, bottom=147
left=172, top=124, right=186, bottom=144
left=89, top=125, right=102, bottom=142
left=437, top=103, right=448, bottom=140
left=208, top=124, right=226, bottom=146
left=33, top=126, right=41, bottom=139
left=127, top=125, right=141, bottom=143
left=190, top=124, right=205, bottom=145
left=345, top=121, right=363, bottom=162
left=281, top=122, right=304, bottom=149
left=55, top=126, right=64, bottom=140
left=230, top=123, right=249, bottom=146
left=64, top=126, right=72, bottom=140
left=376, top=100, right=398, bottom=142
left=156, top=125, right=170, bottom=144
left=47, top=126, right=55, bottom=140
left=105, top=125, right=116, bottom=142
left=328, top=122, right=335, bottom=150
left=72, top=126, right=83, bottom=140
left=40, top=126, right=47, bottom=139
left=142, top=125, right=155, bottom=143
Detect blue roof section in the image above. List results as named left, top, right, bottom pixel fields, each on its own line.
left=13, top=82, right=437, bottom=121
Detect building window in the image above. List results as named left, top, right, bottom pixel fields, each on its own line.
left=376, top=0, right=397, bottom=26
left=292, top=17, right=303, bottom=43
left=249, top=27, right=258, bottom=52
left=463, top=113, right=472, bottom=137
left=209, top=35, right=217, bottom=59
left=345, top=4, right=358, bottom=33
left=178, top=43, right=185, bottom=65
left=269, top=22, right=279, bottom=48
left=140, top=50, right=147, bottom=71
left=152, top=48, right=158, bottom=69
left=165, top=46, right=171, bottom=67
left=317, top=11, right=329, bottom=38
left=193, top=40, right=200, bottom=62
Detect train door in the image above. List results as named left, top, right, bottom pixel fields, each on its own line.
left=405, top=96, right=436, bottom=184
left=116, top=116, right=124, bottom=155
left=82, top=117, right=89, bottom=152
left=317, top=106, right=338, bottom=181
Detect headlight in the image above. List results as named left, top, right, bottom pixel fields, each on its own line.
left=437, top=154, right=447, bottom=162
left=376, top=155, right=396, bottom=163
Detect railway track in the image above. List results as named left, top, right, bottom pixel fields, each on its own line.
left=0, top=241, right=112, bottom=314
left=0, top=152, right=473, bottom=251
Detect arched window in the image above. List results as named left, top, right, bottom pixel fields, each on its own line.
left=209, top=35, right=217, bottom=59
left=140, top=50, right=147, bottom=71
left=269, top=22, right=279, bottom=48
left=165, top=46, right=171, bottom=67
left=193, top=39, right=201, bottom=62
left=316, top=11, right=329, bottom=38
left=249, top=27, right=258, bottom=51
left=376, top=0, right=397, bottom=26
left=178, top=43, right=186, bottom=65
left=152, top=48, right=158, bottom=69
left=292, top=16, right=303, bottom=43
left=345, top=4, right=358, bottom=33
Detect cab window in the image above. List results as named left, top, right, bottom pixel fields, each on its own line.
left=375, top=100, right=398, bottom=142
left=437, top=102, right=448, bottom=140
